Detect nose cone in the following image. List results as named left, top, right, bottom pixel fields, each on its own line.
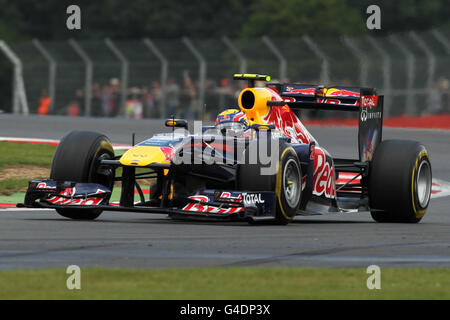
left=119, top=146, right=171, bottom=166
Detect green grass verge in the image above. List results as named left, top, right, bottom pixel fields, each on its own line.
left=0, top=142, right=56, bottom=195
left=0, top=142, right=56, bottom=170
left=0, top=267, right=448, bottom=299
left=0, top=142, right=128, bottom=197
left=0, top=179, right=30, bottom=195
left=0, top=142, right=126, bottom=171
left=0, top=192, right=27, bottom=204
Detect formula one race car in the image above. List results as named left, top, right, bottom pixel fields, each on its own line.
left=21, top=74, right=432, bottom=224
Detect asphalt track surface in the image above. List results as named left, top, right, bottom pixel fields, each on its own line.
left=0, top=114, right=449, bottom=270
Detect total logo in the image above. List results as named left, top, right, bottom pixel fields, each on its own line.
left=242, top=193, right=265, bottom=206
left=361, top=95, right=378, bottom=107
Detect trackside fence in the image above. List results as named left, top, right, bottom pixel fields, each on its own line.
left=0, top=29, right=449, bottom=120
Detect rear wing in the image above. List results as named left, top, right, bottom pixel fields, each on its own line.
left=267, top=84, right=383, bottom=162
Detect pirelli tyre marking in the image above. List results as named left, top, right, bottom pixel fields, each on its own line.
left=411, top=150, right=432, bottom=219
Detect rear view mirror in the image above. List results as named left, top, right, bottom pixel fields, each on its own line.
left=165, top=119, right=188, bottom=130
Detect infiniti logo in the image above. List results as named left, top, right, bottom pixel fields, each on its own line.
left=361, top=109, right=368, bottom=122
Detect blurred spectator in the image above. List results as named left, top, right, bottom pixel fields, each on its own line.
left=37, top=89, right=51, bottom=115
left=109, top=78, right=121, bottom=117
left=204, top=79, right=219, bottom=121
left=125, top=87, right=143, bottom=119
left=217, top=78, right=234, bottom=109
left=101, top=84, right=110, bottom=117
left=426, top=77, right=449, bottom=115
left=67, top=101, right=80, bottom=116
left=149, top=80, right=163, bottom=118
left=438, top=77, right=449, bottom=114
left=67, top=89, right=83, bottom=116
left=101, top=78, right=121, bottom=117
left=180, top=70, right=196, bottom=119
left=141, top=87, right=153, bottom=118
left=91, top=82, right=102, bottom=117
left=165, top=78, right=180, bottom=118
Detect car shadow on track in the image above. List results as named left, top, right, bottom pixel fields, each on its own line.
left=22, top=216, right=374, bottom=226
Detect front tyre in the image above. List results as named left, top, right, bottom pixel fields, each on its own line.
left=238, top=143, right=302, bottom=225
left=369, top=140, right=432, bottom=223
left=50, top=131, right=115, bottom=220
left=274, top=147, right=302, bottom=224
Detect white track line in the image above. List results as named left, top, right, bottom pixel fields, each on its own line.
left=0, top=208, right=53, bottom=212
left=0, top=136, right=131, bottom=150
left=0, top=137, right=59, bottom=144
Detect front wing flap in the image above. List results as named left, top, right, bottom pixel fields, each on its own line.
left=24, top=180, right=112, bottom=207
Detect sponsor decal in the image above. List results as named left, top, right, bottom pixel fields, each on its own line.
left=187, top=195, right=209, bottom=203
left=318, top=98, right=341, bottom=105
left=160, top=147, right=174, bottom=161
left=326, top=89, right=360, bottom=97
left=220, top=192, right=231, bottom=198
left=312, top=147, right=336, bottom=198
left=360, top=96, right=380, bottom=122
left=360, top=109, right=382, bottom=122
left=182, top=202, right=244, bottom=214
left=361, top=109, right=368, bottom=122
left=47, top=196, right=104, bottom=206
left=36, top=182, right=56, bottom=189
left=284, top=87, right=316, bottom=95
left=242, top=193, right=265, bottom=206
left=310, top=144, right=315, bottom=160
left=218, top=192, right=242, bottom=203
left=361, top=95, right=378, bottom=108
left=45, top=186, right=107, bottom=206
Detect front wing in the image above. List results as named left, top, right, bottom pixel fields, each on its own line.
left=20, top=180, right=277, bottom=221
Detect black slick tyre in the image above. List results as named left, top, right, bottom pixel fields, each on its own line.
left=50, top=131, right=115, bottom=220
left=369, top=140, right=432, bottom=223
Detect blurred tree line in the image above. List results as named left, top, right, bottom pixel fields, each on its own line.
left=0, top=0, right=448, bottom=113
left=0, top=0, right=448, bottom=41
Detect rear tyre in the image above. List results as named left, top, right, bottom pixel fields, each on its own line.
left=238, top=142, right=302, bottom=225
left=50, top=131, right=115, bottom=220
left=369, top=140, right=432, bottom=223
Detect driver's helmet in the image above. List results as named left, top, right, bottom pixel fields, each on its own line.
left=215, top=109, right=250, bottom=136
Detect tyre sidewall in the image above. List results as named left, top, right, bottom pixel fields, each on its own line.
left=369, top=140, right=431, bottom=223
left=274, top=147, right=302, bottom=223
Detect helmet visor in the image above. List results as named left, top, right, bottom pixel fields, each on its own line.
left=216, top=122, right=247, bottom=136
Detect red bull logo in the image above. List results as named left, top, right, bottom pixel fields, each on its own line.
left=312, top=147, right=336, bottom=199
left=160, top=147, right=174, bottom=161
left=182, top=202, right=244, bottom=214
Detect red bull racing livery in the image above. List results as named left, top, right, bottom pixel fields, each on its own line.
left=20, top=74, right=433, bottom=224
